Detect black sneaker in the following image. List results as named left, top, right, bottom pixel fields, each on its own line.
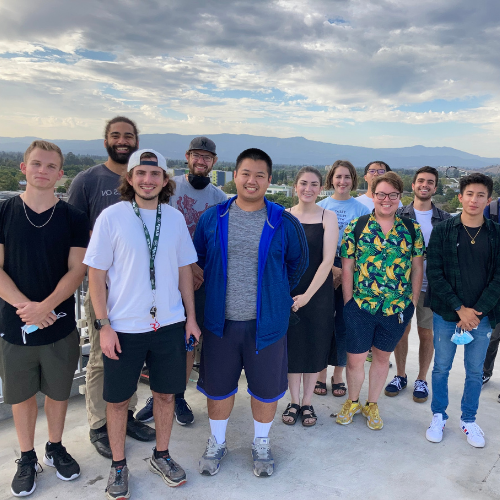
left=482, top=373, right=491, bottom=385
left=136, top=397, right=154, bottom=423
left=174, top=398, right=194, bottom=425
left=384, top=375, right=407, bottom=397
left=43, top=443, right=80, bottom=481
left=11, top=455, right=42, bottom=497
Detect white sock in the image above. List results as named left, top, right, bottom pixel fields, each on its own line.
left=209, top=418, right=229, bottom=444
left=253, top=420, right=273, bottom=443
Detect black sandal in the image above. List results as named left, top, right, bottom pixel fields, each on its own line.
left=331, top=382, right=347, bottom=398
left=300, top=405, right=317, bottom=427
left=313, top=381, right=327, bottom=396
left=282, top=403, right=301, bottom=425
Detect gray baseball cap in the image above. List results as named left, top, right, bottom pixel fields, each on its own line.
left=187, top=136, right=216, bottom=155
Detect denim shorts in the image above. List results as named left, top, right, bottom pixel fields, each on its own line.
left=345, top=299, right=414, bottom=354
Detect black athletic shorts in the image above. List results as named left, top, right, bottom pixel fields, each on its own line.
left=103, top=322, right=186, bottom=403
left=197, top=320, right=288, bottom=402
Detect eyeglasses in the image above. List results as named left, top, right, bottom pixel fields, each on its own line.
left=191, top=153, right=214, bottom=163
left=367, top=169, right=387, bottom=175
left=374, top=192, right=400, bottom=200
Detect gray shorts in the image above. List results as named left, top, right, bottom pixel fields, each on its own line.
left=0, top=329, right=80, bottom=405
left=416, top=292, right=433, bottom=330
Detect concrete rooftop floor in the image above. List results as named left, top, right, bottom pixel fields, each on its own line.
left=1, top=320, right=500, bottom=500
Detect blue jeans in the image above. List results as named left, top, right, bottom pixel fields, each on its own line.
left=431, top=314, right=492, bottom=422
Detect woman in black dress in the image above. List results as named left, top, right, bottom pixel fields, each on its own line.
left=282, top=167, right=338, bottom=426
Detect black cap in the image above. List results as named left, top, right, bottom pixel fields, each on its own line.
left=187, top=136, right=216, bottom=155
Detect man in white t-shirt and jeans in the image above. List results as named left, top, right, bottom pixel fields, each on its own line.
left=84, top=149, right=200, bottom=500
left=385, top=166, right=451, bottom=403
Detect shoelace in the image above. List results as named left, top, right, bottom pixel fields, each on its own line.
left=162, top=457, right=179, bottom=472
left=429, top=416, right=443, bottom=431
left=205, top=438, right=224, bottom=458
left=144, top=397, right=153, bottom=410
left=389, top=376, right=404, bottom=391
left=15, top=458, right=42, bottom=477
left=367, top=405, right=380, bottom=420
left=49, top=446, right=74, bottom=465
left=113, top=467, right=125, bottom=486
left=176, top=399, right=192, bottom=415
left=254, top=443, right=271, bottom=460
left=414, top=380, right=428, bottom=393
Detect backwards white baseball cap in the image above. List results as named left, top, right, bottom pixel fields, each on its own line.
left=127, top=149, right=167, bottom=173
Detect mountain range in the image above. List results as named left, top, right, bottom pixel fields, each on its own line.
left=1, top=134, right=498, bottom=169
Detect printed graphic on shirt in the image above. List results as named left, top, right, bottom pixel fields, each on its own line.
left=176, top=194, right=210, bottom=237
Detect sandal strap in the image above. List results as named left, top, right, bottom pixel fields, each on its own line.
left=283, top=403, right=301, bottom=415
left=300, top=405, right=317, bottom=418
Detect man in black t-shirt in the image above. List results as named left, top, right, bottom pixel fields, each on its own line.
left=68, top=116, right=156, bottom=458
left=0, top=141, right=89, bottom=497
left=426, top=173, right=500, bottom=449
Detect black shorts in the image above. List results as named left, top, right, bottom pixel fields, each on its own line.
left=345, top=299, right=414, bottom=354
left=0, top=329, right=79, bottom=405
left=197, top=320, right=288, bottom=402
left=103, top=322, right=186, bottom=403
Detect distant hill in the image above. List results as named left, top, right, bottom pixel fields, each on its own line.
left=1, top=134, right=499, bottom=169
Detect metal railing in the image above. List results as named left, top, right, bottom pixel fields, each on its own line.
left=0, top=279, right=90, bottom=404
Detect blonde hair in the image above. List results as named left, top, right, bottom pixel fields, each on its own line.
left=24, top=140, right=64, bottom=168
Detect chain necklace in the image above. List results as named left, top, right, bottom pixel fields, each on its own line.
left=463, top=223, right=483, bottom=245
left=22, top=198, right=58, bottom=228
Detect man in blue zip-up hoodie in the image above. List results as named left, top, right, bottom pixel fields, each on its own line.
left=193, top=148, right=308, bottom=478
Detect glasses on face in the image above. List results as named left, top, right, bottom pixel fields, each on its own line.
left=374, top=192, right=400, bottom=200
left=367, top=169, right=386, bottom=175
left=191, top=153, right=214, bottom=163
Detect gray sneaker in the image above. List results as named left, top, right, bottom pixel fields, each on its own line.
left=252, top=437, right=274, bottom=477
left=105, top=465, right=130, bottom=500
left=199, top=435, right=227, bottom=476
left=149, top=451, right=186, bottom=487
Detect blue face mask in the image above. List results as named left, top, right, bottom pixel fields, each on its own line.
left=451, top=326, right=474, bottom=345
left=21, top=311, right=67, bottom=344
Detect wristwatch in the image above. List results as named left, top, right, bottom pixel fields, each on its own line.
left=94, top=318, right=111, bottom=330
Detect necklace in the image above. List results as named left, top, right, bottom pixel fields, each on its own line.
left=463, top=223, right=483, bottom=244
left=22, top=198, right=58, bottom=228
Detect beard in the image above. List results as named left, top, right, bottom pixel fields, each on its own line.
left=106, top=144, right=138, bottom=164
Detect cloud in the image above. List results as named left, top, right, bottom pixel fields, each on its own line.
left=0, top=0, right=499, bottom=155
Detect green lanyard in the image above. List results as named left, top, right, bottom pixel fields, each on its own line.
left=131, top=200, right=161, bottom=320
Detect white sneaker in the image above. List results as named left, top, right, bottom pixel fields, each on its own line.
left=426, top=413, right=445, bottom=443
left=460, top=420, right=485, bottom=448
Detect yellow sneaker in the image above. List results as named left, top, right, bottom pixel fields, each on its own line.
left=362, top=402, right=384, bottom=430
left=336, top=400, right=362, bottom=425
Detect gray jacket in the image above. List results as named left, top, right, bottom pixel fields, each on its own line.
left=396, top=201, right=452, bottom=227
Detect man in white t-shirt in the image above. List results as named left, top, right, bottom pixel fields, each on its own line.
left=356, top=161, right=403, bottom=211
left=84, top=149, right=201, bottom=499
left=136, top=137, right=227, bottom=427
left=384, top=166, right=451, bottom=403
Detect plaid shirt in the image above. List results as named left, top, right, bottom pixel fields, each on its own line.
left=426, top=215, right=500, bottom=327
left=341, top=214, right=425, bottom=316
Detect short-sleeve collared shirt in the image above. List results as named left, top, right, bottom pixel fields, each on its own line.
left=340, top=214, right=425, bottom=316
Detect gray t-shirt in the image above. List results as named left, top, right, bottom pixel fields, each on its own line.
left=68, top=164, right=121, bottom=229
left=225, top=203, right=267, bottom=321
left=170, top=175, right=227, bottom=238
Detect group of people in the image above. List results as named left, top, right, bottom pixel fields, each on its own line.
left=0, top=115, right=499, bottom=500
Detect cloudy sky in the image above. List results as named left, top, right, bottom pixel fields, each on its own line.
left=1, top=0, right=500, bottom=156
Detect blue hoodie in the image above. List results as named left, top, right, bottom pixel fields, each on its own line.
left=193, top=196, right=309, bottom=352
